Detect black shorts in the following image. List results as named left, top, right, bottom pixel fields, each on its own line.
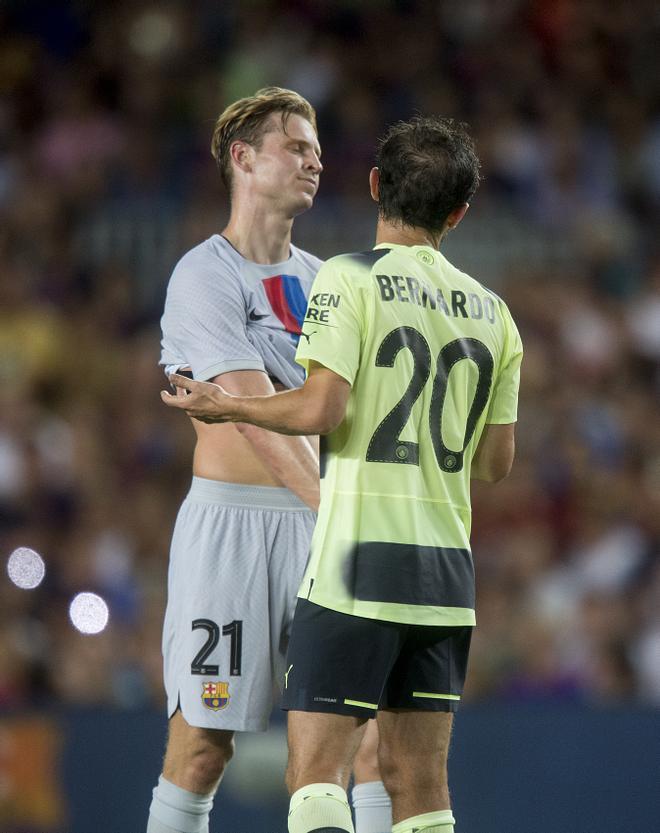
left=281, top=599, right=472, bottom=718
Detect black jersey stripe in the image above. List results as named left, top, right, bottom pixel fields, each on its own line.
left=345, top=248, right=392, bottom=270
left=343, top=541, right=474, bottom=608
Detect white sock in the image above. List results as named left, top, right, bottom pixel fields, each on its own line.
left=352, top=780, right=392, bottom=833
left=147, top=775, right=215, bottom=833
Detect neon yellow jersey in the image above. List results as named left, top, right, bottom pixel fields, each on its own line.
left=296, top=243, right=523, bottom=626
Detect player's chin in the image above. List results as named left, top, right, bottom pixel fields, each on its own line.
left=289, top=193, right=315, bottom=216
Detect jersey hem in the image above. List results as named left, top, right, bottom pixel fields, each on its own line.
left=196, top=358, right=266, bottom=381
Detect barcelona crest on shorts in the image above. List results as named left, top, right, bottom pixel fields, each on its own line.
left=202, top=681, right=230, bottom=711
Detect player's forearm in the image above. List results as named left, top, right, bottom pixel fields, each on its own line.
left=230, top=386, right=339, bottom=436
left=237, top=423, right=320, bottom=511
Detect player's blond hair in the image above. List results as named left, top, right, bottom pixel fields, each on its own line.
left=211, top=87, right=317, bottom=194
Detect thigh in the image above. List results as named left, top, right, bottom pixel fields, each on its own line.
left=384, top=625, right=473, bottom=712
left=163, top=498, right=274, bottom=731
left=282, top=599, right=404, bottom=719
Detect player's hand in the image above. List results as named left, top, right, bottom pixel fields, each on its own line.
left=161, top=374, right=236, bottom=423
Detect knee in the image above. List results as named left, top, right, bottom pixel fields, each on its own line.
left=285, top=749, right=345, bottom=796
left=165, top=732, right=235, bottom=793
left=353, top=732, right=381, bottom=783
left=284, top=761, right=298, bottom=796
left=285, top=747, right=313, bottom=795
left=376, top=745, right=401, bottom=799
left=195, top=734, right=235, bottom=783
left=380, top=755, right=449, bottom=807
left=377, top=746, right=442, bottom=802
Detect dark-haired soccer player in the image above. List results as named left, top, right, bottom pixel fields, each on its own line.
left=150, top=87, right=390, bottom=833
left=163, top=115, right=523, bottom=833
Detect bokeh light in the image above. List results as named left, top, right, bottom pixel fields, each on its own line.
left=69, top=592, right=110, bottom=635
left=129, top=10, right=177, bottom=59
left=7, top=547, right=46, bottom=590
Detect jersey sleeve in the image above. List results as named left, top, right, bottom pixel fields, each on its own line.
left=486, top=303, right=523, bottom=424
left=160, top=258, right=265, bottom=382
left=295, top=260, right=362, bottom=385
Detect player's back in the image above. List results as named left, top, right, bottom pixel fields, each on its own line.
left=296, top=243, right=522, bottom=625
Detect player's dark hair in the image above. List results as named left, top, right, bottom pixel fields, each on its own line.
left=211, top=86, right=317, bottom=194
left=375, top=116, right=481, bottom=233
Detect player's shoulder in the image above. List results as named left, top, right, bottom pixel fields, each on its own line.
left=167, top=235, right=242, bottom=294
left=440, top=254, right=513, bottom=315
left=171, top=234, right=240, bottom=277
left=320, top=248, right=394, bottom=279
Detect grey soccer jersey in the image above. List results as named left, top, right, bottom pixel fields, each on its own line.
left=158, top=234, right=322, bottom=731
left=160, top=234, right=323, bottom=386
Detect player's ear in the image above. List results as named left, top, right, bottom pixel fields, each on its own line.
left=369, top=167, right=380, bottom=202
left=229, top=139, right=254, bottom=174
left=445, top=203, right=469, bottom=232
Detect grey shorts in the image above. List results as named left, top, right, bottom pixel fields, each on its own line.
left=162, top=478, right=316, bottom=731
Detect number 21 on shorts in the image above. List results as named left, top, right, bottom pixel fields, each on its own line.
left=190, top=618, right=243, bottom=676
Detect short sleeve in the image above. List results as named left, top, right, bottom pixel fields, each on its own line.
left=160, top=258, right=265, bottom=382
left=295, top=261, right=362, bottom=385
left=486, top=303, right=523, bottom=424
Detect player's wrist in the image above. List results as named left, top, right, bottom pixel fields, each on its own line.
left=228, top=393, right=258, bottom=424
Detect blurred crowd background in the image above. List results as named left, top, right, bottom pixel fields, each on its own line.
left=1, top=0, right=659, bottom=715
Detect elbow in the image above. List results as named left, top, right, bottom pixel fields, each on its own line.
left=308, top=395, right=346, bottom=435
left=489, top=442, right=515, bottom=483
left=483, top=462, right=512, bottom=483
left=489, top=444, right=515, bottom=482
left=302, top=370, right=350, bottom=435
left=311, top=407, right=343, bottom=436
left=473, top=441, right=515, bottom=483
left=473, top=465, right=511, bottom=484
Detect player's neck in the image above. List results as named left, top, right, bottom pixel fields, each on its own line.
left=374, top=218, right=444, bottom=251
left=222, top=204, right=293, bottom=265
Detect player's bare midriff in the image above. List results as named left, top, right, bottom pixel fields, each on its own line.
left=183, top=375, right=318, bottom=486
left=190, top=415, right=319, bottom=486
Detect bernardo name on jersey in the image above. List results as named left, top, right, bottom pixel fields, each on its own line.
left=296, top=243, right=523, bottom=627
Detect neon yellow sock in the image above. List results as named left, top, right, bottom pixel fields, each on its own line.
left=288, top=782, right=355, bottom=833
left=392, top=809, right=455, bottom=833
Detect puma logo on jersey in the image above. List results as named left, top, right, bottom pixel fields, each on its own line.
left=300, top=330, right=317, bottom=343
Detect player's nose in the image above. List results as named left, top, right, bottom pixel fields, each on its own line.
left=307, top=152, right=323, bottom=174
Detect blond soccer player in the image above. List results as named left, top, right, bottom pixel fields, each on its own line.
left=149, top=88, right=390, bottom=833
